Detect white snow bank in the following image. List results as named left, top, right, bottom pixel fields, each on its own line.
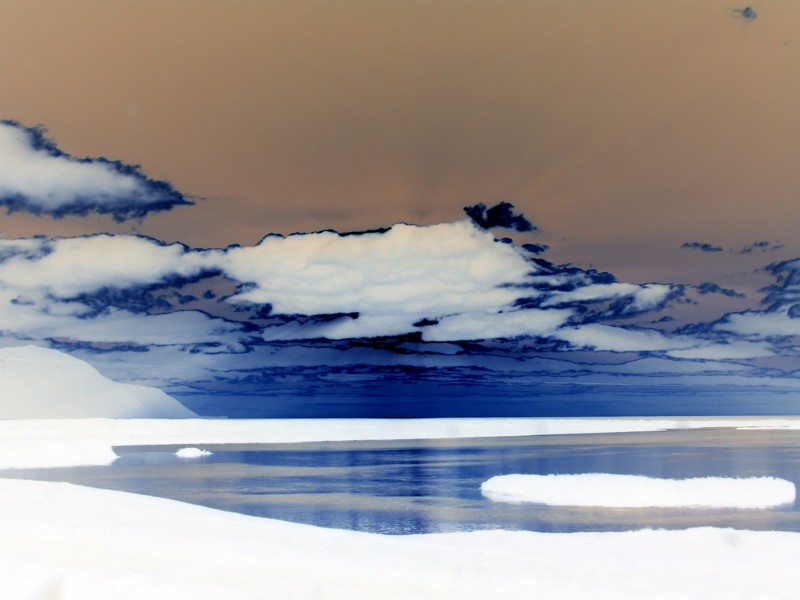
left=2, top=478, right=800, bottom=599
left=0, top=346, right=195, bottom=419
left=482, top=474, right=797, bottom=508
left=175, top=447, right=212, bottom=458
left=2, top=416, right=800, bottom=469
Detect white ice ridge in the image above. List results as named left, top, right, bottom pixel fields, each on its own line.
left=0, top=345, right=195, bottom=419
left=481, top=473, right=797, bottom=509
left=4, top=416, right=800, bottom=469
left=175, top=447, right=212, bottom=458
left=3, top=478, right=800, bottom=600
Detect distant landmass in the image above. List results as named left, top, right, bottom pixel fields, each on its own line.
left=0, top=346, right=196, bottom=419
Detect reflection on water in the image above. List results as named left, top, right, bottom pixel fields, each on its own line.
left=4, top=428, right=800, bottom=534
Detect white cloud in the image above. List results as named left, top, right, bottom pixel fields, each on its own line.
left=715, top=310, right=800, bottom=338
left=0, top=289, right=244, bottom=347
left=542, top=283, right=673, bottom=313
left=0, top=235, right=207, bottom=298
left=261, top=314, right=420, bottom=341
left=667, top=341, right=774, bottom=360
left=216, top=221, right=533, bottom=317
left=555, top=322, right=776, bottom=359
left=0, top=121, right=189, bottom=220
left=423, top=309, right=572, bottom=341
left=556, top=324, right=698, bottom=353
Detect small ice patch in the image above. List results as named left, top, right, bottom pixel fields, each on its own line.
left=175, top=447, right=212, bottom=458
left=481, top=473, right=796, bottom=509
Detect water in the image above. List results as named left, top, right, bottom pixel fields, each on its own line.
left=5, top=427, right=800, bottom=535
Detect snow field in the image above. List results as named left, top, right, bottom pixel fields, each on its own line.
left=3, top=478, right=800, bottom=600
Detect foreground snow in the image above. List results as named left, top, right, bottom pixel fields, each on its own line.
left=4, top=418, right=800, bottom=598
left=482, top=473, right=797, bottom=508
left=0, top=346, right=195, bottom=419
left=3, top=478, right=800, bottom=600
left=3, top=416, right=800, bottom=469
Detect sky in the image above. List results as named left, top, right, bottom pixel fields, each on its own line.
left=1, top=1, right=800, bottom=417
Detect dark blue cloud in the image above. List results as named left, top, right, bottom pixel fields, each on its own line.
left=463, top=202, right=537, bottom=232
left=739, top=240, right=783, bottom=254
left=521, top=243, right=549, bottom=255
left=0, top=120, right=193, bottom=221
left=760, top=259, right=800, bottom=308
left=681, top=242, right=723, bottom=253
left=10, top=295, right=35, bottom=306
left=731, top=6, right=758, bottom=20
left=696, top=282, right=745, bottom=298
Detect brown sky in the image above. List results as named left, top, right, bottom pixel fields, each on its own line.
left=0, top=0, right=799, bottom=284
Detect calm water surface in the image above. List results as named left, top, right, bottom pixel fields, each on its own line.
left=5, top=427, right=800, bottom=534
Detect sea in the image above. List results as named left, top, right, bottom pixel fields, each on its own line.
left=4, top=426, right=800, bottom=535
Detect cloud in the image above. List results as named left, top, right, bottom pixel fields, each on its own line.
left=715, top=310, right=800, bottom=339
left=739, top=240, right=783, bottom=254
left=0, top=121, right=191, bottom=221
left=521, top=243, right=549, bottom=255
left=540, top=283, right=676, bottom=316
left=696, top=283, right=745, bottom=299
left=555, top=324, right=698, bottom=353
left=0, top=234, right=212, bottom=298
left=760, top=259, right=800, bottom=308
left=0, top=287, right=246, bottom=349
left=422, top=308, right=572, bottom=342
left=215, top=220, right=534, bottom=318
left=681, top=242, right=723, bottom=253
left=0, top=218, right=687, bottom=348
left=555, top=322, right=773, bottom=359
left=667, top=341, right=773, bottom=360
left=463, top=202, right=536, bottom=232
left=731, top=6, right=758, bottom=21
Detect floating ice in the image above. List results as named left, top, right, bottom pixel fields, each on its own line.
left=175, top=447, right=212, bottom=458
left=481, top=473, right=796, bottom=509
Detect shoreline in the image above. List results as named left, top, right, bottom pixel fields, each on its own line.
left=3, top=415, right=800, bottom=470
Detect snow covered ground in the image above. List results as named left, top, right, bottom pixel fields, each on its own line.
left=4, top=477, right=800, bottom=599
left=482, top=473, right=797, bottom=508
left=0, top=346, right=195, bottom=419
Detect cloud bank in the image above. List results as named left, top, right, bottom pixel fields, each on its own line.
left=0, top=216, right=690, bottom=348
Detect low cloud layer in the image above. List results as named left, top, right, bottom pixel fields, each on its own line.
left=0, top=121, right=191, bottom=221
left=0, top=217, right=691, bottom=346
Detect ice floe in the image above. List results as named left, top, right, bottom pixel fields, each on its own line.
left=482, top=473, right=797, bottom=508
left=175, top=447, right=212, bottom=458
